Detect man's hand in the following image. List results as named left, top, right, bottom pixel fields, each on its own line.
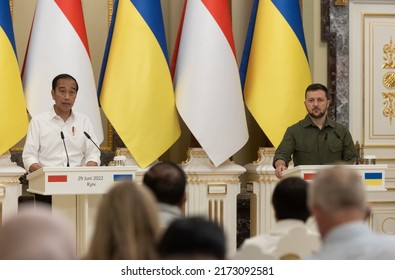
left=29, top=163, right=42, bottom=173
left=86, top=161, right=98, bottom=167
left=274, top=160, right=287, bottom=179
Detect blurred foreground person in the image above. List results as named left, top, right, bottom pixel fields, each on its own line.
left=0, top=204, right=75, bottom=259
left=308, top=165, right=395, bottom=259
left=85, top=181, right=160, bottom=259
left=236, top=176, right=319, bottom=259
left=143, top=161, right=187, bottom=230
left=158, top=216, right=226, bottom=260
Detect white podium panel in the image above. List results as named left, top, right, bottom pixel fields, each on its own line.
left=27, top=166, right=135, bottom=195
left=26, top=166, right=137, bottom=257
left=282, top=164, right=387, bottom=191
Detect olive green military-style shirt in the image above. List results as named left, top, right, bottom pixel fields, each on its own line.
left=273, top=115, right=359, bottom=168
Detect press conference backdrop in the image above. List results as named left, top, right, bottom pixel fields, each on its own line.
left=10, top=0, right=326, bottom=166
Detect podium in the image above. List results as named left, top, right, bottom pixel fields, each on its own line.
left=282, top=164, right=387, bottom=191
left=27, top=166, right=137, bottom=256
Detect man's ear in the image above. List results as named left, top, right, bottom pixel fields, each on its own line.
left=310, top=204, right=322, bottom=219
left=178, top=191, right=187, bottom=209
left=364, top=204, right=371, bottom=220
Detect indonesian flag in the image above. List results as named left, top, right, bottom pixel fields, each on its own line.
left=173, top=0, right=249, bottom=167
left=23, top=0, right=103, bottom=143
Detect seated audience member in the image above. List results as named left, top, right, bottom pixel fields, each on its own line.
left=143, top=161, right=187, bottom=229
left=0, top=204, right=75, bottom=259
left=158, top=216, right=226, bottom=260
left=308, top=165, right=395, bottom=259
left=85, top=181, right=160, bottom=260
left=235, top=177, right=318, bottom=259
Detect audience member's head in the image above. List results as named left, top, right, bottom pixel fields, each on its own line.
left=308, top=166, right=368, bottom=238
left=85, top=181, right=160, bottom=259
left=0, top=204, right=75, bottom=259
left=272, top=176, right=310, bottom=222
left=143, top=161, right=187, bottom=207
left=158, top=216, right=227, bottom=260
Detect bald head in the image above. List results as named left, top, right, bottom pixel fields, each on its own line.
left=0, top=205, right=76, bottom=260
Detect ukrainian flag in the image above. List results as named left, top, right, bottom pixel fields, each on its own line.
left=241, top=0, right=311, bottom=147
left=364, top=172, right=383, bottom=186
left=0, top=0, right=28, bottom=155
left=99, top=0, right=180, bottom=168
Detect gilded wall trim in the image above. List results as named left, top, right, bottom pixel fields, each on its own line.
left=362, top=13, right=395, bottom=149
left=98, top=0, right=116, bottom=151
left=9, top=0, right=13, bottom=17
left=335, top=0, right=348, bottom=6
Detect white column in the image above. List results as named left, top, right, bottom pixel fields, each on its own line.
left=0, top=151, right=26, bottom=224
left=181, top=148, right=245, bottom=257
left=244, top=147, right=278, bottom=237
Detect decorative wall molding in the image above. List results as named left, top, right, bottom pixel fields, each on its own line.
left=335, top=0, right=349, bottom=5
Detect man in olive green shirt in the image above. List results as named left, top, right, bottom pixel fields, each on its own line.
left=273, top=83, right=359, bottom=178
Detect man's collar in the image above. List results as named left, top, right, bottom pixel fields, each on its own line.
left=301, top=114, right=336, bottom=128
left=50, top=105, right=75, bottom=120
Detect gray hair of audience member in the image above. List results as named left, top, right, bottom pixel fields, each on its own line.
left=143, top=161, right=186, bottom=205
left=308, top=166, right=367, bottom=214
left=0, top=204, right=76, bottom=260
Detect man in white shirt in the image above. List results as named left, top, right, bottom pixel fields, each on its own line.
left=308, top=165, right=395, bottom=259
left=23, top=74, right=100, bottom=203
left=236, top=177, right=317, bottom=259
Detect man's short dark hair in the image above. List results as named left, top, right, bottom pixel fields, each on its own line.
left=158, top=217, right=226, bottom=260
left=272, top=176, right=310, bottom=222
left=52, top=74, right=79, bottom=92
left=143, top=161, right=186, bottom=205
left=305, top=83, right=329, bottom=100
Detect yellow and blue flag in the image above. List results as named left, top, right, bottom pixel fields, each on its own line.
left=364, top=172, right=383, bottom=186
left=0, top=0, right=28, bottom=155
left=99, top=0, right=180, bottom=168
left=241, top=0, right=312, bottom=147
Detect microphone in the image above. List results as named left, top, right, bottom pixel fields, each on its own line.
left=60, top=131, right=70, bottom=167
left=333, top=130, right=360, bottom=164
left=83, top=131, right=101, bottom=152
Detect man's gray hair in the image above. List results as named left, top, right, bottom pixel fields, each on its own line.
left=308, top=165, right=367, bottom=213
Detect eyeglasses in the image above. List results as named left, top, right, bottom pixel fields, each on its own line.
left=56, top=89, right=77, bottom=97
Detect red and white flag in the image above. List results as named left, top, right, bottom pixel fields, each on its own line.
left=23, top=0, right=103, bottom=143
left=173, top=0, right=248, bottom=167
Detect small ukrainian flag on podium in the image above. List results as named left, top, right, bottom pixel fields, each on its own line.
left=364, top=172, right=383, bottom=187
